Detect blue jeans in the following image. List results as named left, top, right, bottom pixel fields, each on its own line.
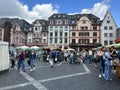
left=98, top=57, right=104, bottom=74
left=89, top=55, right=92, bottom=64
left=104, top=60, right=111, bottom=80
left=18, top=60, right=25, bottom=71
left=69, top=57, right=73, bottom=64
left=30, top=59, right=35, bottom=69
left=83, top=57, right=86, bottom=63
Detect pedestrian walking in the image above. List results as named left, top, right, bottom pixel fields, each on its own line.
left=17, top=49, right=25, bottom=72
left=49, top=48, right=54, bottom=67
left=29, top=50, right=36, bottom=71
left=88, top=49, right=93, bottom=64
left=104, top=48, right=112, bottom=80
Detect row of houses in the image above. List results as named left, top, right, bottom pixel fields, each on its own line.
left=0, top=10, right=119, bottom=51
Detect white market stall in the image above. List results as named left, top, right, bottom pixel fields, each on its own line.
left=0, top=41, right=10, bottom=72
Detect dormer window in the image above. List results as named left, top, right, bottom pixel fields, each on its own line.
left=63, top=15, right=65, bottom=17
left=53, top=15, right=56, bottom=18
left=72, top=20, right=75, bottom=24
left=36, top=21, right=39, bottom=24
left=58, top=15, right=61, bottom=17
left=65, top=20, right=68, bottom=24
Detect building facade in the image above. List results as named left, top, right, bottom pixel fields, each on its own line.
left=101, top=10, right=117, bottom=46
left=48, top=14, right=69, bottom=49
left=69, top=14, right=101, bottom=51
left=0, top=18, right=31, bottom=47
left=28, top=19, right=48, bottom=47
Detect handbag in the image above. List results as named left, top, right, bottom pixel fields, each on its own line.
left=27, top=60, right=30, bottom=66
left=55, top=58, right=57, bottom=61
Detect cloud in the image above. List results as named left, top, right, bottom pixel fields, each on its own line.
left=0, top=0, right=111, bottom=23
left=81, top=0, right=110, bottom=19
left=0, top=0, right=58, bottom=23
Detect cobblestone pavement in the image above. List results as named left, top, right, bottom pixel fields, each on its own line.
left=0, top=59, right=120, bottom=90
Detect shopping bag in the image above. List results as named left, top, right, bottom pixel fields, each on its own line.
left=55, top=58, right=57, bottom=61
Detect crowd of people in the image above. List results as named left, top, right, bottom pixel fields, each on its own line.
left=80, top=46, right=120, bottom=80
left=9, top=46, right=120, bottom=81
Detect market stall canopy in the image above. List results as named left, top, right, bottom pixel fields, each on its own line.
left=9, top=47, right=16, bottom=51
left=29, top=46, right=40, bottom=50
left=41, top=46, right=58, bottom=50
left=65, top=48, right=75, bottom=51
left=115, top=38, right=120, bottom=43
left=16, top=45, right=29, bottom=50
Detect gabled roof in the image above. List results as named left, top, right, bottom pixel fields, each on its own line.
left=102, top=10, right=117, bottom=26
left=0, top=18, right=31, bottom=31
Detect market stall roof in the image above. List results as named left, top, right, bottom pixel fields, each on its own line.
left=115, top=38, right=120, bottom=43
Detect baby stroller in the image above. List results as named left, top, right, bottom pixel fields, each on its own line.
left=73, top=53, right=80, bottom=64
left=74, top=57, right=81, bottom=64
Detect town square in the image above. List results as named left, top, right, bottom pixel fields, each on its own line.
left=0, top=0, right=120, bottom=90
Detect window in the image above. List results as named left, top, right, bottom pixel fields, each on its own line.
left=109, top=26, right=113, bottom=30
left=60, top=32, right=62, bottom=36
left=64, top=38, right=67, bottom=43
left=29, top=39, right=32, bottom=43
left=50, top=26, right=53, bottom=31
left=55, top=32, right=57, bottom=37
left=104, top=26, right=107, bottom=30
left=93, top=26, right=97, bottom=30
left=93, top=32, right=97, bottom=36
left=71, top=20, right=75, bottom=24
left=82, top=20, right=86, bottom=24
left=65, top=32, right=67, bottom=37
left=56, top=20, right=62, bottom=24
left=104, top=33, right=108, bottom=37
left=65, top=26, right=68, bottom=31
left=50, top=32, right=53, bottom=36
left=43, top=39, right=46, bottom=43
left=65, top=20, right=68, bottom=24
left=50, top=38, right=53, bottom=43
left=72, top=39, right=75, bottom=43
left=50, top=20, right=53, bottom=24
left=84, top=32, right=89, bottom=36
left=109, top=41, right=113, bottom=45
left=109, top=33, right=113, bottom=37
left=93, top=39, right=97, bottom=43
left=72, top=26, right=76, bottom=30
left=80, top=27, right=88, bottom=30
left=72, top=32, right=76, bottom=36
left=104, top=41, right=108, bottom=45
left=55, top=38, right=57, bottom=43
left=107, top=20, right=110, bottom=23
left=35, top=27, right=37, bottom=31
left=58, top=15, right=61, bottom=17
left=79, top=32, right=83, bottom=36
left=60, top=26, right=63, bottom=30
left=59, top=38, right=62, bottom=43
left=79, top=39, right=83, bottom=43
left=85, top=39, right=89, bottom=44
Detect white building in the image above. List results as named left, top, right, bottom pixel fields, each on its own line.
left=101, top=10, right=117, bottom=46
left=48, top=14, right=69, bottom=49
